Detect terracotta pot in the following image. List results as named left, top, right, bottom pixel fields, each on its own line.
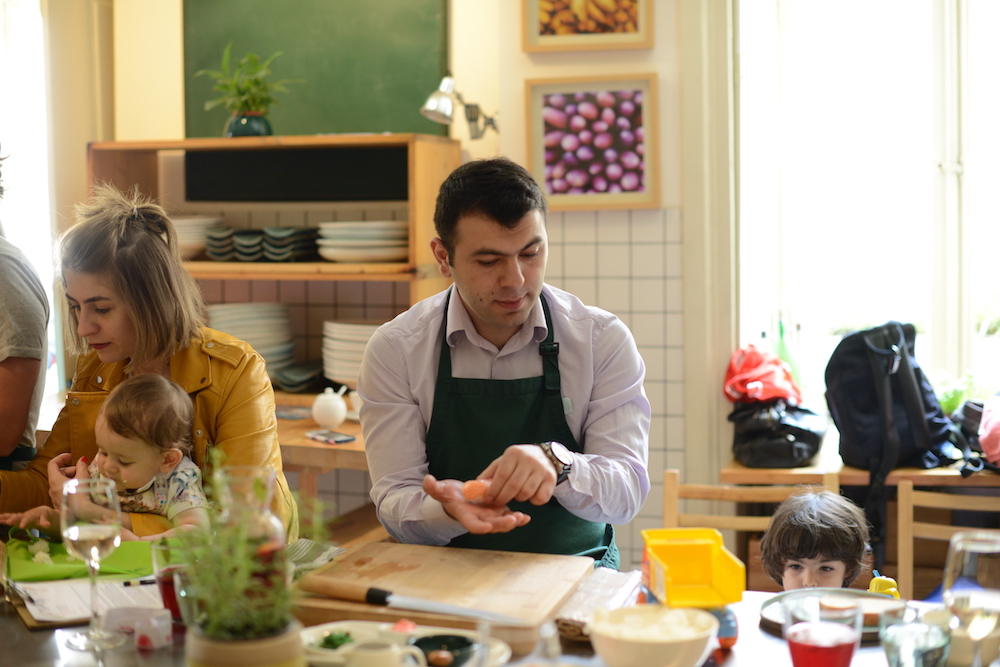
left=185, top=619, right=305, bottom=667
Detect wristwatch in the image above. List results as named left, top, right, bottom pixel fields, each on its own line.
left=537, top=441, right=572, bottom=485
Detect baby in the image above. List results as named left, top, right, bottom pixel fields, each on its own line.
left=759, top=490, right=870, bottom=590
left=0, top=373, right=209, bottom=541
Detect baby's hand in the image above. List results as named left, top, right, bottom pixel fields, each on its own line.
left=0, top=506, right=60, bottom=532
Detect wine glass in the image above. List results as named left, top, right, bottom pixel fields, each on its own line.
left=60, top=478, right=126, bottom=651
left=943, top=530, right=1000, bottom=667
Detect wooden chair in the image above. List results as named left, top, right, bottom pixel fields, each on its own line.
left=662, top=469, right=839, bottom=531
left=896, top=479, right=1000, bottom=600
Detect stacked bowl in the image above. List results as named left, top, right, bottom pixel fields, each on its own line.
left=322, top=321, right=381, bottom=387
left=172, top=215, right=224, bottom=260
left=207, top=303, right=296, bottom=377
left=205, top=227, right=235, bottom=261
left=316, top=221, right=408, bottom=263
left=263, top=227, right=318, bottom=262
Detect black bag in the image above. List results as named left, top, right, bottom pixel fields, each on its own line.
left=825, top=321, right=982, bottom=568
left=729, top=399, right=827, bottom=468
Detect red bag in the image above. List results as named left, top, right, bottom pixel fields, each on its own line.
left=723, top=343, right=802, bottom=405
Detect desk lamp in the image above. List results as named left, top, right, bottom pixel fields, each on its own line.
left=420, top=76, right=498, bottom=140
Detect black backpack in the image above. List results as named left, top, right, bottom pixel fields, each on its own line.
left=825, top=321, right=982, bottom=568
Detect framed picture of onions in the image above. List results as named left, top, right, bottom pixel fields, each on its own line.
left=522, top=0, right=653, bottom=52
left=526, top=74, right=660, bottom=211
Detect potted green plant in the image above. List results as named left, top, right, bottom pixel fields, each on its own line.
left=173, top=464, right=305, bottom=667
left=195, top=42, right=301, bottom=137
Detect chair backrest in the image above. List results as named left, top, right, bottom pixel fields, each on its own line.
left=662, top=469, right=839, bottom=532
left=896, top=479, right=1000, bottom=600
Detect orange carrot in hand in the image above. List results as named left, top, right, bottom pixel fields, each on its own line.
left=462, top=479, right=491, bottom=503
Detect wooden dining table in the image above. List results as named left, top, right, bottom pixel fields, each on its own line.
left=2, top=590, right=897, bottom=666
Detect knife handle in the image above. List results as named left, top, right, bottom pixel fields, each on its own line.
left=299, top=575, right=391, bottom=605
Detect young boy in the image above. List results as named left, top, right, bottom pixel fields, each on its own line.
left=0, top=373, right=209, bottom=541
left=759, top=490, right=870, bottom=590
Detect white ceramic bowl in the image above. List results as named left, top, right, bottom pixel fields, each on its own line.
left=587, top=606, right=719, bottom=667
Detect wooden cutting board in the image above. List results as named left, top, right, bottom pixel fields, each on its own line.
left=293, top=542, right=594, bottom=654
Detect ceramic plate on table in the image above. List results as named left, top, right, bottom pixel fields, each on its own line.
left=759, top=587, right=903, bottom=643
left=301, top=620, right=511, bottom=667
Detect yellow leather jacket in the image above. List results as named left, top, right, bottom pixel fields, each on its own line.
left=0, top=327, right=298, bottom=540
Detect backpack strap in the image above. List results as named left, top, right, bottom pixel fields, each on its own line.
left=861, top=325, right=902, bottom=570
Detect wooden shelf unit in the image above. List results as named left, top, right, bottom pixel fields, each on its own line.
left=86, top=133, right=462, bottom=303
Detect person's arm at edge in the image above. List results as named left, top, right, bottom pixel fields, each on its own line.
left=0, top=356, right=41, bottom=457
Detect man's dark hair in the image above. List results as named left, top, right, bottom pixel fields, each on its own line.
left=433, top=157, right=547, bottom=259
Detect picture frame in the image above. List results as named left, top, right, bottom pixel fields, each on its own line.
left=526, top=74, right=660, bottom=211
left=522, top=0, right=653, bottom=53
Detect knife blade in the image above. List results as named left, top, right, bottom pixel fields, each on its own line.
left=299, top=575, right=523, bottom=625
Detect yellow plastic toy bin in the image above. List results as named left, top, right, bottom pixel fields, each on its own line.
left=641, top=528, right=746, bottom=609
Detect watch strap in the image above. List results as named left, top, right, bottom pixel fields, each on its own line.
left=537, top=441, right=571, bottom=485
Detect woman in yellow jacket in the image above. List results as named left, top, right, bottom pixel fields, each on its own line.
left=0, top=184, right=297, bottom=539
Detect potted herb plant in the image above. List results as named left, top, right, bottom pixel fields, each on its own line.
left=195, top=42, right=301, bottom=137
left=174, top=464, right=305, bottom=667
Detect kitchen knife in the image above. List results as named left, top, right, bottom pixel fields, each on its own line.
left=298, top=575, right=523, bottom=625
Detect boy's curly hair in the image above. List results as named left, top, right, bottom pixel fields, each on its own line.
left=759, top=490, right=870, bottom=587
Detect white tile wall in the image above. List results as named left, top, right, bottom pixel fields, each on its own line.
left=198, top=204, right=685, bottom=568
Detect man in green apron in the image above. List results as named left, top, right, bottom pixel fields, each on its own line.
left=357, top=158, right=650, bottom=569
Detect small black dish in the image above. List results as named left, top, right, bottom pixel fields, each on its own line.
left=409, top=634, right=479, bottom=667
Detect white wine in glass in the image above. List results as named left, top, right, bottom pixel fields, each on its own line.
left=943, top=530, right=1000, bottom=667
left=60, top=477, right=126, bottom=651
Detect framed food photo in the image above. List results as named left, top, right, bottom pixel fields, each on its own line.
left=522, top=0, right=653, bottom=52
left=526, top=74, right=660, bottom=211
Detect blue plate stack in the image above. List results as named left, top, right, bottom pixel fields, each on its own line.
left=205, top=227, right=235, bottom=261
left=207, top=303, right=296, bottom=377
left=263, top=227, right=319, bottom=262
left=233, top=231, right=266, bottom=261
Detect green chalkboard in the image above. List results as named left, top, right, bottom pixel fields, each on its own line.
left=183, top=0, right=448, bottom=138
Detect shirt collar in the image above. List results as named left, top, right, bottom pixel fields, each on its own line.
left=445, top=286, right=549, bottom=353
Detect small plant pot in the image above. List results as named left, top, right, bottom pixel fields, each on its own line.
left=185, top=619, right=305, bottom=667
left=226, top=112, right=272, bottom=137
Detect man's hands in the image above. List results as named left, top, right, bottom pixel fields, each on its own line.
left=478, top=444, right=558, bottom=507
left=422, top=475, right=531, bottom=535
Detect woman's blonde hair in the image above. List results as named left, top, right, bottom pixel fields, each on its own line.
left=100, top=373, right=194, bottom=455
left=59, top=184, right=205, bottom=371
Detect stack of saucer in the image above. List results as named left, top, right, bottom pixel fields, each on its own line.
left=173, top=215, right=224, bottom=260
left=233, top=231, right=266, bottom=261
left=322, top=320, right=382, bottom=387
left=205, top=227, right=235, bottom=261
left=263, top=227, right=318, bottom=262
left=316, top=221, right=408, bottom=263
left=207, top=303, right=296, bottom=376
left=271, top=360, right=324, bottom=393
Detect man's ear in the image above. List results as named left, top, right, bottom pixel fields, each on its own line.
left=160, top=448, right=184, bottom=472
left=430, top=237, right=452, bottom=279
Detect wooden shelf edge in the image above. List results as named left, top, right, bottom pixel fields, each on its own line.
left=185, top=261, right=416, bottom=281
left=88, top=133, right=454, bottom=153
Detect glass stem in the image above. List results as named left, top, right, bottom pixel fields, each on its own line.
left=88, top=558, right=100, bottom=638
left=972, top=638, right=983, bottom=667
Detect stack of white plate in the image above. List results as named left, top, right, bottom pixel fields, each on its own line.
left=172, top=215, right=224, bottom=260
left=317, top=221, right=408, bottom=263
left=322, top=321, right=382, bottom=387
left=207, top=303, right=296, bottom=376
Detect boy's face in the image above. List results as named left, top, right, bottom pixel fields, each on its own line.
left=782, top=556, right=847, bottom=590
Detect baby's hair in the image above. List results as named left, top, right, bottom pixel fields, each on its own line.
left=99, top=373, right=194, bottom=456
left=759, top=490, right=870, bottom=587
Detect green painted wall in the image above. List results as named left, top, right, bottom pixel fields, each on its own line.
left=183, top=0, right=448, bottom=138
